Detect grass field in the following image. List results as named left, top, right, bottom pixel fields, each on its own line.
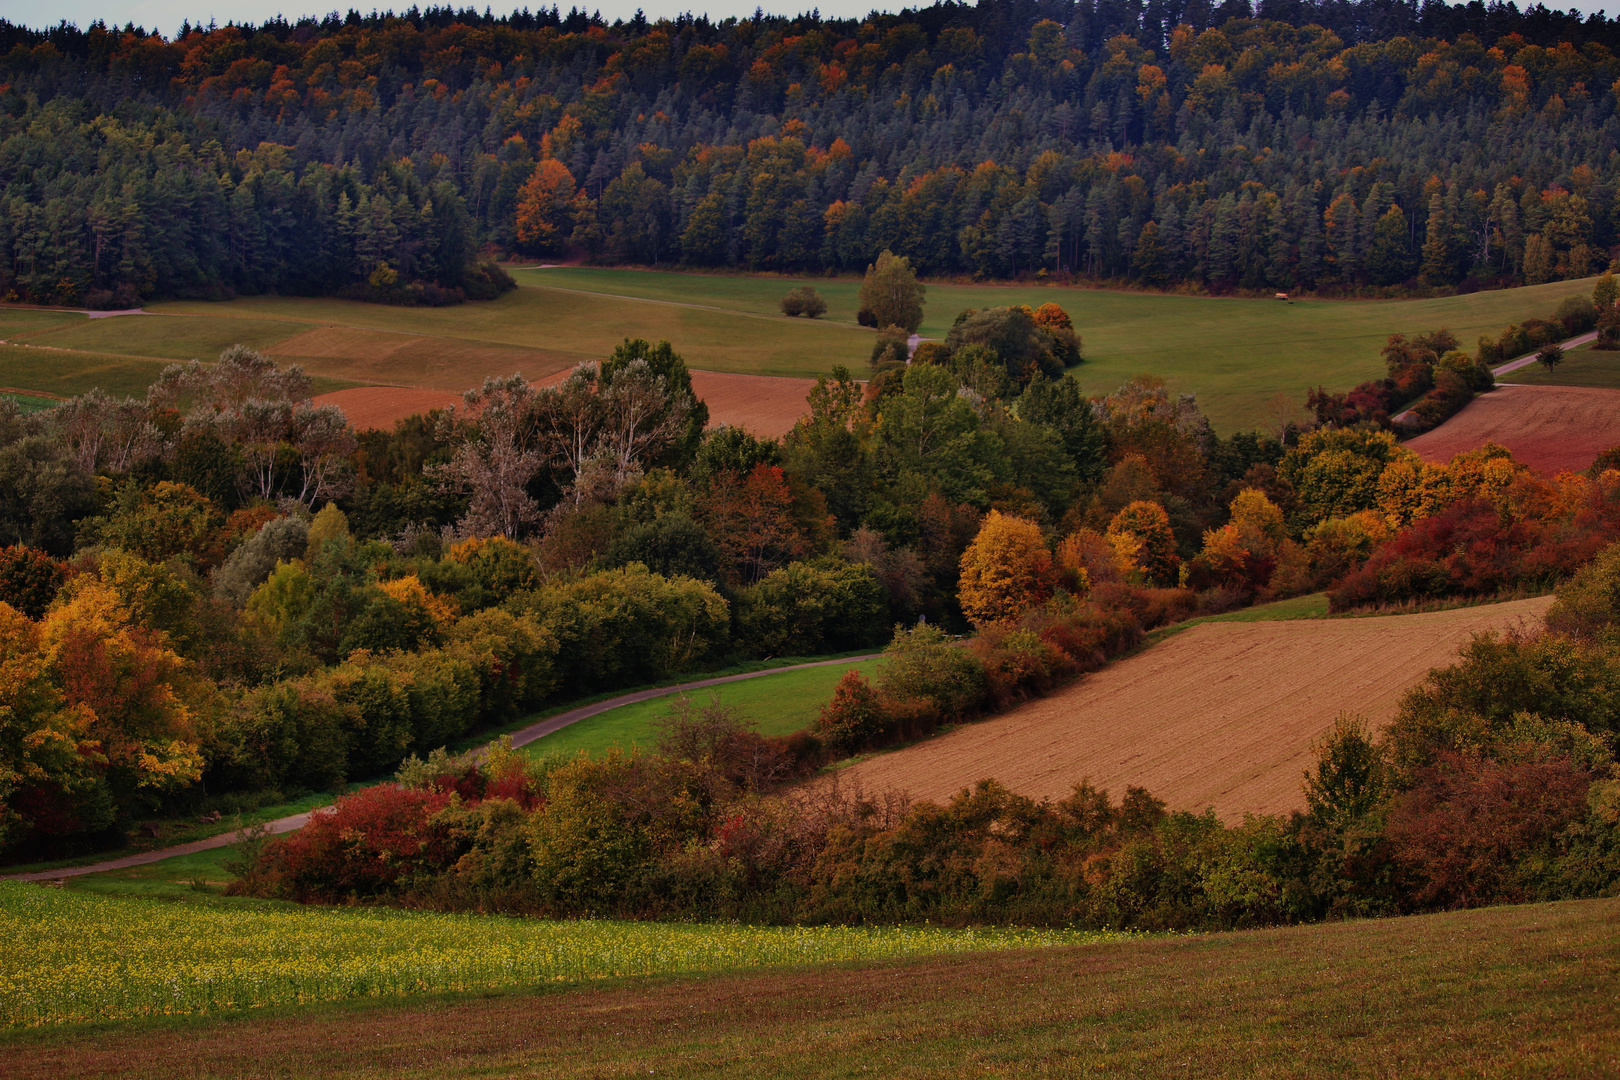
left=3, top=895, right=1612, bottom=1076
left=0, top=880, right=1104, bottom=1028
left=522, top=658, right=881, bottom=761
left=0, top=273, right=1600, bottom=431
left=0, top=391, right=56, bottom=413
left=521, top=268, right=1602, bottom=431
left=1509, top=341, right=1620, bottom=389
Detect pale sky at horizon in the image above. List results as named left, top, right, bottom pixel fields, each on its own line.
left=0, top=0, right=1613, bottom=37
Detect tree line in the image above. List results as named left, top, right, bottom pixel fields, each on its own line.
left=5, top=1, right=1620, bottom=302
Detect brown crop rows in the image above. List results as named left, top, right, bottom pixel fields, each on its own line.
left=1405, top=384, right=1620, bottom=475
left=833, top=596, right=1553, bottom=821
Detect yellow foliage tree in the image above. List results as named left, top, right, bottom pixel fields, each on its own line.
left=1106, top=500, right=1178, bottom=584
left=379, top=574, right=461, bottom=635
left=958, top=510, right=1054, bottom=628
left=0, top=602, right=96, bottom=849
left=38, top=584, right=204, bottom=797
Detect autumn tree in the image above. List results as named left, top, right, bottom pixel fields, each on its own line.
left=957, top=510, right=1054, bottom=628
left=858, top=250, right=925, bottom=333
left=514, top=159, right=584, bottom=255
left=700, top=462, right=808, bottom=584
left=1106, top=500, right=1178, bottom=584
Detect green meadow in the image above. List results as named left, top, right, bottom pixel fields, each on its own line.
left=522, top=658, right=880, bottom=762
left=1507, top=339, right=1620, bottom=389
left=0, top=272, right=1600, bottom=431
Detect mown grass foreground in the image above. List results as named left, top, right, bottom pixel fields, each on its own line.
left=0, top=882, right=1105, bottom=1028
left=3, top=897, right=1613, bottom=1078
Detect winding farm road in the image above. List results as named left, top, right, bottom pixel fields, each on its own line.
left=1491, top=330, right=1599, bottom=377
left=1, top=654, right=876, bottom=883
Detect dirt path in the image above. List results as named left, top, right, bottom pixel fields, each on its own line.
left=1, top=655, right=875, bottom=883
left=1492, top=330, right=1598, bottom=376
left=830, top=597, right=1552, bottom=821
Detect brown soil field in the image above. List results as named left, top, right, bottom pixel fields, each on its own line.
left=310, top=387, right=463, bottom=431
left=267, top=326, right=579, bottom=391
left=834, top=596, right=1553, bottom=821
left=309, top=368, right=814, bottom=436
left=687, top=370, right=816, bottom=437
left=1405, top=384, right=1620, bottom=474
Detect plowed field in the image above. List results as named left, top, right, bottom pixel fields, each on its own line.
left=688, top=371, right=817, bottom=436
left=1405, top=384, right=1620, bottom=474
left=310, top=370, right=815, bottom=435
left=833, top=596, right=1553, bottom=820
left=311, top=386, right=462, bottom=430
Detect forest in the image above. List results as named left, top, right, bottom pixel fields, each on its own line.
left=5, top=0, right=1620, bottom=303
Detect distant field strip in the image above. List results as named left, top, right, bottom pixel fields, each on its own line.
left=0, top=882, right=1110, bottom=1027
left=521, top=269, right=1602, bottom=432
left=1, top=274, right=1601, bottom=431
left=832, top=596, right=1554, bottom=820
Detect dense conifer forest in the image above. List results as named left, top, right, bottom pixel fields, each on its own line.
left=4, top=0, right=1620, bottom=303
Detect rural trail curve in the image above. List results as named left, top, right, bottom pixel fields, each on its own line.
left=1, top=654, right=876, bottom=883
left=1392, top=328, right=1599, bottom=424
left=1492, top=330, right=1598, bottom=377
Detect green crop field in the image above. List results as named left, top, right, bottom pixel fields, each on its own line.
left=522, top=659, right=881, bottom=762
left=1508, top=341, right=1620, bottom=389
left=0, top=880, right=1102, bottom=1028
left=3, top=893, right=1611, bottom=1076
left=0, top=392, right=56, bottom=413
left=0, top=273, right=1600, bottom=430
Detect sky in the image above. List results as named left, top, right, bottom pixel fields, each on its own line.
left=0, top=0, right=1612, bottom=36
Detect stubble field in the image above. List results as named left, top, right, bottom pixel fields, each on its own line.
left=830, top=596, right=1553, bottom=820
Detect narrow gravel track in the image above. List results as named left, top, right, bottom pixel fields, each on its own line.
left=1, top=655, right=875, bottom=883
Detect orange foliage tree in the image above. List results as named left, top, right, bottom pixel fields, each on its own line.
left=957, top=510, right=1054, bottom=628
left=1106, top=500, right=1179, bottom=584
left=514, top=159, right=584, bottom=255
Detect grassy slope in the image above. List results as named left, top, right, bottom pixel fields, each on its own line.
left=525, top=268, right=1600, bottom=431
left=522, top=658, right=881, bottom=761
left=3, top=275, right=1598, bottom=430
left=1508, top=340, right=1620, bottom=389
left=4, top=895, right=1614, bottom=1077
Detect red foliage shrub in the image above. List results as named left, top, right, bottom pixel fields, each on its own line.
left=815, top=669, right=887, bottom=753
left=1087, top=583, right=1196, bottom=629
left=1384, top=751, right=1592, bottom=910
left=244, top=784, right=459, bottom=901
left=1331, top=486, right=1620, bottom=610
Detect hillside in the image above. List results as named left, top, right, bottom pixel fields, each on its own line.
left=4, top=3, right=1620, bottom=305
left=5, top=895, right=1614, bottom=1077
left=830, top=595, right=1554, bottom=819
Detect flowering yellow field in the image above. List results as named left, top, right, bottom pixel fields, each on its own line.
left=0, top=882, right=1114, bottom=1027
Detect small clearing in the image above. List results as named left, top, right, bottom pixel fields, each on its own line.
left=1405, top=384, right=1620, bottom=474
left=831, top=596, right=1552, bottom=821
